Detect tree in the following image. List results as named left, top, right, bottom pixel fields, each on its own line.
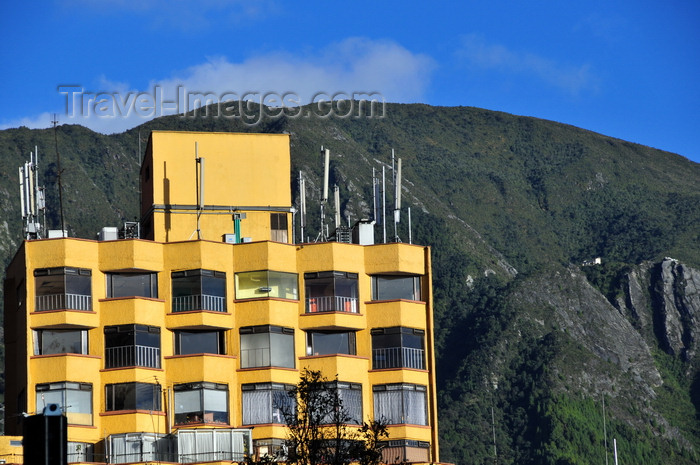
left=282, top=369, right=387, bottom=465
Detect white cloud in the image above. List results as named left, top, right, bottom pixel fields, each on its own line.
left=457, top=34, right=599, bottom=96
left=2, top=38, right=434, bottom=134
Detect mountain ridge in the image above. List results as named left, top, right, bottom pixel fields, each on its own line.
left=0, top=102, right=698, bottom=464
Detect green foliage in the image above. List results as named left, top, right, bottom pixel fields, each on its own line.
left=283, top=370, right=387, bottom=465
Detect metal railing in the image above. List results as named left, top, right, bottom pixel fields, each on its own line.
left=372, top=347, right=425, bottom=370
left=306, top=296, right=358, bottom=313
left=35, top=293, right=92, bottom=311
left=105, top=345, right=160, bottom=369
left=172, top=294, right=226, bottom=312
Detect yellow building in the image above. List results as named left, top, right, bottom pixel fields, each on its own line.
left=3, top=131, right=440, bottom=464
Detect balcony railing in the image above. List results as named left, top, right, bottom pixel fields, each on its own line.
left=35, top=293, right=92, bottom=311
left=372, top=347, right=425, bottom=370
left=172, top=294, right=226, bottom=313
left=105, top=345, right=160, bottom=369
left=306, top=296, right=358, bottom=313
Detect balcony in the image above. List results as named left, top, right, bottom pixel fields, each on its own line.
left=172, top=294, right=226, bottom=313
left=105, top=345, right=160, bottom=369
left=372, top=347, right=425, bottom=370
left=306, top=296, right=358, bottom=313
left=35, top=292, right=92, bottom=311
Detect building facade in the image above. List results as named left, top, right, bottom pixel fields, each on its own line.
left=3, top=131, right=440, bottom=464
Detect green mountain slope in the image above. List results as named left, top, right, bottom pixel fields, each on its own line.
left=1, top=103, right=699, bottom=463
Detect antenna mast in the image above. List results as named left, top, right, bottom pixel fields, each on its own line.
left=299, top=172, right=306, bottom=243
left=318, top=147, right=330, bottom=242
left=334, top=185, right=341, bottom=229
left=194, top=142, right=205, bottom=240
left=394, top=156, right=402, bottom=242
left=52, top=115, right=66, bottom=237
left=19, top=147, right=46, bottom=239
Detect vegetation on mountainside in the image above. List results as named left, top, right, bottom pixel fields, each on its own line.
left=0, top=103, right=699, bottom=463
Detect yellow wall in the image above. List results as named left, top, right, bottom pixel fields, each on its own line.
left=142, top=131, right=292, bottom=243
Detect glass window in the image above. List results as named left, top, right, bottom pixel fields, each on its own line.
left=242, top=383, right=295, bottom=425
left=240, top=325, right=295, bottom=369
left=319, top=382, right=362, bottom=425
left=33, top=329, right=88, bottom=355
left=174, top=382, right=228, bottom=425
left=304, top=271, right=358, bottom=313
left=104, top=324, right=160, bottom=369
left=172, top=269, right=226, bottom=312
left=371, top=327, right=425, bottom=370
left=235, top=271, right=298, bottom=300
left=371, top=275, right=421, bottom=301
left=106, top=271, right=158, bottom=299
left=306, top=330, right=356, bottom=356
left=105, top=382, right=162, bottom=411
left=270, top=213, right=288, bottom=243
left=36, top=382, right=92, bottom=425
left=34, top=267, right=92, bottom=311
left=373, top=384, right=427, bottom=426
left=175, top=330, right=225, bottom=355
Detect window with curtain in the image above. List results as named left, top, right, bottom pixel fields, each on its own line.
left=240, top=325, right=295, bottom=368
left=35, top=381, right=92, bottom=425
left=373, top=384, right=427, bottom=425
left=242, top=383, right=295, bottom=425
left=330, top=382, right=363, bottom=425
left=34, top=267, right=92, bottom=311
left=270, top=213, right=289, bottom=242
left=174, top=382, right=228, bottom=425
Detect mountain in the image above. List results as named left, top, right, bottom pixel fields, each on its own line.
left=1, top=103, right=699, bottom=464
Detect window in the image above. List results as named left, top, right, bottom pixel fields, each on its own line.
left=108, top=433, right=168, bottom=464
left=174, top=382, right=228, bottom=425
left=172, top=269, right=226, bottom=312
left=373, top=384, right=427, bottom=425
left=305, top=271, right=358, bottom=313
left=242, top=383, right=295, bottom=425
left=371, top=275, right=421, bottom=301
left=34, top=267, right=92, bottom=311
left=240, top=325, right=295, bottom=369
left=371, top=327, right=425, bottom=370
left=306, top=330, right=356, bottom=356
left=36, top=382, right=92, bottom=425
left=33, top=328, right=88, bottom=355
left=105, top=324, right=160, bottom=369
left=105, top=382, right=162, bottom=411
left=324, top=382, right=363, bottom=425
left=68, top=442, right=94, bottom=463
left=270, top=213, right=288, bottom=242
left=174, top=330, right=225, bottom=355
left=106, top=271, right=158, bottom=298
left=380, top=440, right=430, bottom=464
left=235, top=270, right=298, bottom=300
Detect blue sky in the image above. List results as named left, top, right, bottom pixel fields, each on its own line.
left=1, top=0, right=699, bottom=162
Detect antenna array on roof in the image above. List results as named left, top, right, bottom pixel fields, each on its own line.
left=18, top=146, right=46, bottom=239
